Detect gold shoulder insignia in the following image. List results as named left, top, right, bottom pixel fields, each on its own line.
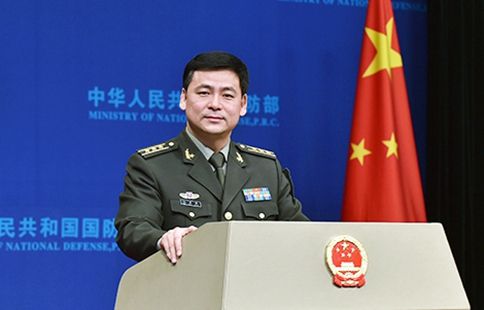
left=236, top=143, right=276, bottom=159
left=137, top=141, right=178, bottom=159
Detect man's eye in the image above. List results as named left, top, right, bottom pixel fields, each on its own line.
left=223, top=94, right=234, bottom=99
left=197, top=91, right=209, bottom=96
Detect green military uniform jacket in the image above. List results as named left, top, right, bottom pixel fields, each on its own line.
left=115, top=131, right=308, bottom=261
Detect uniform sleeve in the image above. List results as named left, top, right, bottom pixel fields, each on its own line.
left=115, top=153, right=166, bottom=261
left=275, top=159, right=310, bottom=221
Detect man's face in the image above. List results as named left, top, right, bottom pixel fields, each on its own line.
left=180, top=69, right=247, bottom=140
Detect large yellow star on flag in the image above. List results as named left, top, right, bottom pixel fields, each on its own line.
left=382, top=132, right=399, bottom=158
left=350, top=138, right=372, bottom=166
left=362, top=17, right=403, bottom=78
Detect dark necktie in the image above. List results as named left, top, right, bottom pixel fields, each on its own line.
left=209, top=152, right=225, bottom=187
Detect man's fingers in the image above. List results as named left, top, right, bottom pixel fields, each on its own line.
left=174, top=227, right=192, bottom=257
left=161, top=232, right=177, bottom=263
left=160, top=226, right=198, bottom=264
left=186, top=226, right=198, bottom=234
left=174, top=232, right=183, bottom=257
left=168, top=233, right=178, bottom=263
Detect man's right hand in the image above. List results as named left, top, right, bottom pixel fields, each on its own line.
left=158, top=226, right=198, bottom=264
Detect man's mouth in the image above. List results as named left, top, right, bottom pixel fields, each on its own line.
left=205, top=115, right=224, bottom=121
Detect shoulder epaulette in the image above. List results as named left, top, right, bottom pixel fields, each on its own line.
left=137, top=140, right=178, bottom=159
left=236, top=143, right=276, bottom=159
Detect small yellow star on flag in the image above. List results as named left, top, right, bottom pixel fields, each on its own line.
left=350, top=138, right=372, bottom=166
left=382, top=132, right=399, bottom=158
left=363, top=17, right=403, bottom=78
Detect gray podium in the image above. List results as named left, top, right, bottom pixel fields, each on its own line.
left=115, top=221, right=470, bottom=310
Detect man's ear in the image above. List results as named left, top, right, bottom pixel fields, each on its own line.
left=239, top=93, right=248, bottom=116
left=179, top=88, right=187, bottom=111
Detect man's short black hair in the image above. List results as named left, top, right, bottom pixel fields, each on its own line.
left=183, top=51, right=249, bottom=95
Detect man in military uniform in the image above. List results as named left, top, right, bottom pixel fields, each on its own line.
left=115, top=51, right=309, bottom=263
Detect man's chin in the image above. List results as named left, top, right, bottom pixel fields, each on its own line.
left=199, top=123, right=230, bottom=135
left=190, top=126, right=226, bottom=137
left=202, top=129, right=229, bottom=136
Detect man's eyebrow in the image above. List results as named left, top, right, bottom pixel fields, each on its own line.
left=194, top=84, right=213, bottom=90
left=221, top=86, right=237, bottom=92
left=194, top=84, right=237, bottom=92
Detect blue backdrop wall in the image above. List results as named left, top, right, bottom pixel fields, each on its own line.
left=0, top=0, right=427, bottom=308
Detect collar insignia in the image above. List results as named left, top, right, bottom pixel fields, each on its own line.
left=184, top=148, right=195, bottom=160
left=236, top=151, right=244, bottom=164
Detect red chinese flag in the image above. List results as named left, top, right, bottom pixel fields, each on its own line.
left=342, top=0, right=427, bottom=222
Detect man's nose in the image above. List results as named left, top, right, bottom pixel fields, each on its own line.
left=208, top=94, right=222, bottom=109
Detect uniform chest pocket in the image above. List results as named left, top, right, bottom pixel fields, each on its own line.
left=241, top=201, right=279, bottom=220
left=170, top=199, right=213, bottom=220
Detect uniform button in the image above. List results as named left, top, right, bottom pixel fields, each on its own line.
left=189, top=211, right=195, bottom=218
left=258, top=212, right=266, bottom=219
left=224, top=212, right=233, bottom=221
